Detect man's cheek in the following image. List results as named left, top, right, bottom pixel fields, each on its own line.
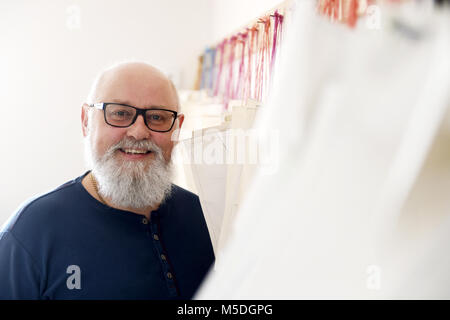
left=164, top=144, right=174, bottom=160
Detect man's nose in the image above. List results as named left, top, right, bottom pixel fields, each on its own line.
left=126, top=115, right=152, bottom=140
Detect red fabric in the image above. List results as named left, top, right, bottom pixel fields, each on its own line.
left=347, top=0, right=359, bottom=28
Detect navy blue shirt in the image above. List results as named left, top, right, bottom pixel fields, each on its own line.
left=0, top=172, right=214, bottom=299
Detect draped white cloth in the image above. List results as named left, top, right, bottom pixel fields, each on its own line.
left=196, top=0, right=450, bottom=299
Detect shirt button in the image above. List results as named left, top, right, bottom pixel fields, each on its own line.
left=161, top=254, right=167, bottom=261
left=153, top=234, right=159, bottom=241
left=142, top=218, right=148, bottom=225
left=167, top=272, right=173, bottom=279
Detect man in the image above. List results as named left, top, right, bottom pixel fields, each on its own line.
left=0, top=62, right=214, bottom=299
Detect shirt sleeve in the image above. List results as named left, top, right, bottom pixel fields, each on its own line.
left=0, top=231, right=42, bottom=299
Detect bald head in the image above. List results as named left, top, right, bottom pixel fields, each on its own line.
left=87, top=61, right=179, bottom=111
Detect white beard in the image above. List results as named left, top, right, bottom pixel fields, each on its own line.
left=84, top=133, right=173, bottom=210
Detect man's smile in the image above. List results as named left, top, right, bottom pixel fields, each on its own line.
left=118, top=148, right=154, bottom=160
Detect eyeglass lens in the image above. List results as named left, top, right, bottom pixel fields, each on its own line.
left=105, top=104, right=175, bottom=131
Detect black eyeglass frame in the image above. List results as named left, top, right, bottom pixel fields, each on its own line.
left=89, top=102, right=179, bottom=133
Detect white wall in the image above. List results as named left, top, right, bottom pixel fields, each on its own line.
left=210, top=0, right=284, bottom=44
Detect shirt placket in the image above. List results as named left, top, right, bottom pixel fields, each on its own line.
left=142, top=213, right=178, bottom=297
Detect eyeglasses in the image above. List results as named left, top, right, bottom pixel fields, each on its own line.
left=89, top=102, right=179, bottom=133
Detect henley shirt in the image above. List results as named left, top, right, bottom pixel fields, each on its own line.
left=0, top=171, right=214, bottom=299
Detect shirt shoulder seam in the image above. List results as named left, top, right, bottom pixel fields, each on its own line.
left=3, top=230, right=43, bottom=278
left=6, top=179, right=79, bottom=231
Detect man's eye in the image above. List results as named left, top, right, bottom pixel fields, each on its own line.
left=112, top=110, right=131, bottom=117
left=148, top=114, right=166, bottom=122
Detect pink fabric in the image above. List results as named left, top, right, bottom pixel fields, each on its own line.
left=255, top=17, right=271, bottom=102
left=233, top=32, right=248, bottom=100
left=244, top=26, right=258, bottom=102
left=270, top=11, right=284, bottom=78
left=209, top=10, right=285, bottom=106
left=213, top=40, right=226, bottom=97
left=224, top=36, right=238, bottom=109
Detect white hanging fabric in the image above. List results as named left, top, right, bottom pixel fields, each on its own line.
left=175, top=100, right=260, bottom=254
left=196, top=0, right=450, bottom=299
left=218, top=101, right=260, bottom=254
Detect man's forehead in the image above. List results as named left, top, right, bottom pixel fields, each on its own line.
left=94, top=63, right=179, bottom=110
left=106, top=98, right=177, bottom=109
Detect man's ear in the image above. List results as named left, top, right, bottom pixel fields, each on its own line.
left=171, top=114, right=185, bottom=144
left=81, top=103, right=90, bottom=137
left=177, top=113, right=185, bottom=130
